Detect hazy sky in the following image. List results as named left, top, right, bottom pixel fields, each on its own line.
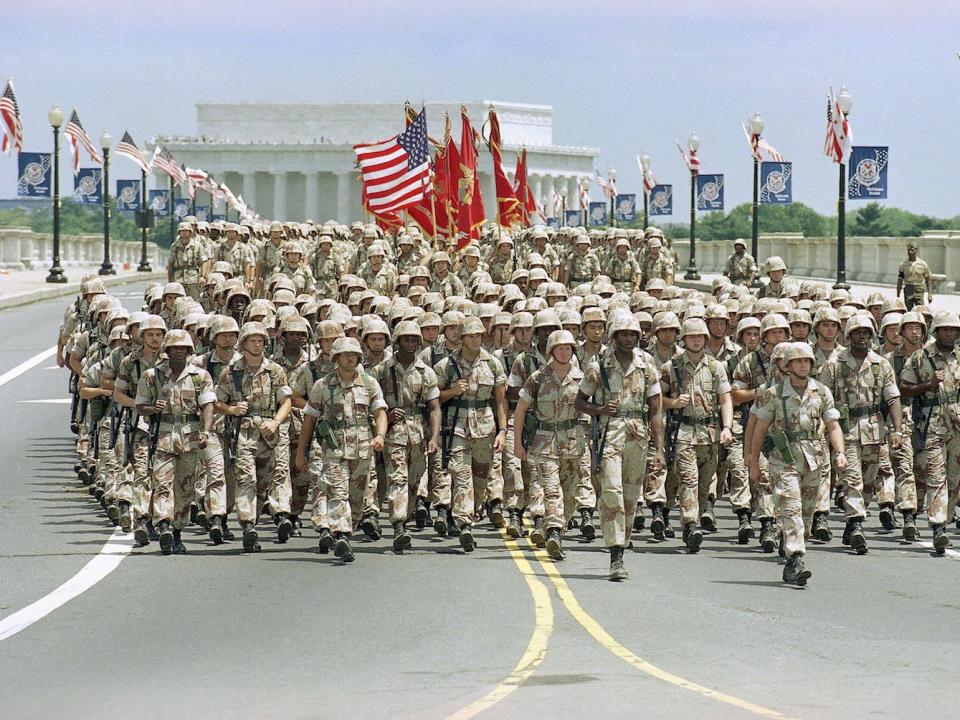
left=2, top=0, right=959, bottom=217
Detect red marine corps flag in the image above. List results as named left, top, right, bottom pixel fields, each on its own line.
left=485, top=106, right=522, bottom=227
left=454, top=107, right=484, bottom=249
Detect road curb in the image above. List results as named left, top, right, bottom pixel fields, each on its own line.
left=0, top=272, right=166, bottom=312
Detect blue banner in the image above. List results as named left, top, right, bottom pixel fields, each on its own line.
left=194, top=205, right=210, bottom=222
left=148, top=189, right=170, bottom=216
left=17, top=152, right=52, bottom=197
left=848, top=146, right=888, bottom=200
left=116, top=179, right=141, bottom=211
left=73, top=168, right=102, bottom=204
left=546, top=217, right=558, bottom=229
left=760, top=162, right=792, bottom=204
left=696, top=174, right=724, bottom=211
left=614, top=193, right=637, bottom=222
left=588, top=201, right=607, bottom=226
left=211, top=213, right=226, bottom=222
left=564, top=209, right=581, bottom=227
left=173, top=198, right=192, bottom=220
left=648, top=184, right=672, bottom=216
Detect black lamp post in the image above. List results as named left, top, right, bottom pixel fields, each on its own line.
left=137, top=166, right=152, bottom=271
left=559, top=185, right=567, bottom=226
left=45, top=105, right=66, bottom=284
left=684, top=132, right=701, bottom=280
left=749, top=112, right=764, bottom=287
left=640, top=152, right=651, bottom=230
left=98, top=131, right=115, bottom=275
left=834, top=86, right=852, bottom=290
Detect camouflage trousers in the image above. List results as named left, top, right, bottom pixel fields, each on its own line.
left=448, top=433, right=495, bottom=527
left=915, top=433, right=960, bottom=526
left=486, top=429, right=505, bottom=506
left=95, top=419, right=122, bottom=502
left=151, top=448, right=201, bottom=530
left=530, top=453, right=581, bottom=530
left=500, top=420, right=529, bottom=510
left=201, top=433, right=231, bottom=517
left=816, top=437, right=832, bottom=514
left=644, top=438, right=667, bottom=506
left=427, top=448, right=452, bottom=508
left=323, top=455, right=372, bottom=533
left=233, top=424, right=291, bottom=523
left=723, top=434, right=751, bottom=512
left=363, top=455, right=387, bottom=518
left=769, top=460, right=820, bottom=557
left=875, top=444, right=896, bottom=507
left=128, top=430, right=153, bottom=521
left=301, top=439, right=328, bottom=530
left=839, top=441, right=881, bottom=520
left=673, top=441, right=720, bottom=526
left=889, top=430, right=918, bottom=512
left=384, top=440, right=428, bottom=523
left=575, top=427, right=597, bottom=511
left=598, top=438, right=648, bottom=547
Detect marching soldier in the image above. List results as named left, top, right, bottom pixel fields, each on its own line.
left=897, top=240, right=933, bottom=310
left=757, top=256, right=788, bottom=299
left=167, top=222, right=207, bottom=300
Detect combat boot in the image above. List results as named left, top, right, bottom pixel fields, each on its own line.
left=933, top=524, right=951, bottom=555
left=792, top=553, right=811, bottom=586
left=221, top=517, right=235, bottom=541
left=662, top=509, right=676, bottom=538
left=700, top=500, right=717, bottom=533
left=333, top=532, right=355, bottom=562
left=195, top=502, right=208, bottom=530
left=433, top=506, right=448, bottom=537
left=242, top=522, right=261, bottom=553
left=158, top=520, right=174, bottom=556
left=93, top=486, right=105, bottom=503
left=530, top=517, right=546, bottom=548
left=276, top=512, right=293, bottom=544
left=147, top=520, right=159, bottom=541
left=878, top=503, right=896, bottom=531
left=782, top=555, right=797, bottom=584
left=459, top=524, right=476, bottom=553
left=759, top=518, right=776, bottom=553
left=546, top=528, right=565, bottom=561
left=811, top=511, right=832, bottom=542
left=504, top=508, right=520, bottom=538
left=171, top=529, right=186, bottom=554
left=608, top=546, right=628, bottom=582
left=392, top=521, right=412, bottom=552
left=446, top=509, right=459, bottom=537
left=189, top=504, right=199, bottom=526
left=360, top=513, right=381, bottom=540
left=118, top=501, right=132, bottom=534
left=736, top=510, right=754, bottom=544
left=208, top=515, right=224, bottom=545
left=288, top=515, right=303, bottom=538
left=633, top=503, right=646, bottom=532
left=414, top=497, right=429, bottom=530
left=489, top=500, right=505, bottom=529
left=77, top=466, right=90, bottom=486
left=580, top=508, right=596, bottom=540
left=133, top=517, right=150, bottom=547
left=683, top=523, right=703, bottom=553
left=650, top=504, right=665, bottom=540
left=902, top=511, right=918, bottom=542
left=834, top=483, right=845, bottom=511
left=848, top=519, right=868, bottom=554
left=318, top=528, right=335, bottom=553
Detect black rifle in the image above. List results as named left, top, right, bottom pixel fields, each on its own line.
left=108, top=402, right=122, bottom=449
left=69, top=374, right=80, bottom=434
left=123, top=409, right=136, bottom=466
left=146, top=415, right=160, bottom=474
left=441, top=360, right=463, bottom=470
left=226, top=368, right=245, bottom=470
left=591, top=363, right=612, bottom=472
left=912, top=349, right=935, bottom=453
left=666, top=360, right=683, bottom=464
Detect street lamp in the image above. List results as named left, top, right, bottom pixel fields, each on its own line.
left=608, top=167, right=617, bottom=227
left=749, top=112, right=764, bottom=287
left=685, top=132, right=701, bottom=280
left=137, top=162, right=152, bottom=272
left=542, top=194, right=549, bottom=225
left=559, top=184, right=568, bottom=226
left=98, top=131, right=115, bottom=275
left=640, top=152, right=652, bottom=229
left=580, top=177, right=590, bottom=226
left=834, top=86, right=852, bottom=289
left=45, top=105, right=66, bottom=284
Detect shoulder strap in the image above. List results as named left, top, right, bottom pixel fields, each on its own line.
left=231, top=367, right=244, bottom=395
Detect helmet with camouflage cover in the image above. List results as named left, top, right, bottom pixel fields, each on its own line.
left=331, top=337, right=362, bottom=357
left=812, top=307, right=840, bottom=328
left=280, top=316, right=310, bottom=335
left=760, top=313, right=790, bottom=336
left=764, top=256, right=787, bottom=273
left=162, top=329, right=194, bottom=350
left=787, top=309, right=813, bottom=326
left=461, top=316, right=485, bottom=336
left=881, top=297, right=907, bottom=316
left=492, top=312, right=511, bottom=328
left=139, top=315, right=167, bottom=333
left=647, top=277, right=667, bottom=292
left=81, top=277, right=106, bottom=295
left=418, top=311, right=441, bottom=329
left=784, top=342, right=815, bottom=363
left=546, top=330, right=577, bottom=357
left=510, top=312, right=534, bottom=331
left=238, top=321, right=269, bottom=346
left=208, top=315, right=240, bottom=338
left=126, top=311, right=149, bottom=331
left=608, top=312, right=642, bottom=336
left=163, top=282, right=186, bottom=297
left=533, top=308, right=561, bottom=331
left=653, top=311, right=681, bottom=332
left=108, top=326, right=129, bottom=344
left=680, top=318, right=709, bottom=338
left=581, top=306, right=606, bottom=325
left=361, top=317, right=390, bottom=340
left=929, top=311, right=960, bottom=334
left=866, top=292, right=884, bottom=308
left=844, top=313, right=877, bottom=340
left=441, top=310, right=465, bottom=329
left=559, top=308, right=581, bottom=326
left=392, top=320, right=423, bottom=343
left=735, top=316, right=761, bottom=339
left=898, top=311, right=927, bottom=333
left=317, top=319, right=344, bottom=340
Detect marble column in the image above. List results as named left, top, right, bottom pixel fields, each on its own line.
left=304, top=172, right=320, bottom=222
left=272, top=172, right=287, bottom=220
left=542, top=176, right=555, bottom=218
left=336, top=172, right=352, bottom=223
left=569, top=177, right=581, bottom=211
left=242, top=172, right=257, bottom=213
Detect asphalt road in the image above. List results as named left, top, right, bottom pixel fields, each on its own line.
left=1, top=281, right=959, bottom=720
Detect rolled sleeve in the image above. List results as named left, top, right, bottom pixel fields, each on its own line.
left=198, top=390, right=217, bottom=406
left=304, top=402, right=322, bottom=418
left=646, top=381, right=661, bottom=398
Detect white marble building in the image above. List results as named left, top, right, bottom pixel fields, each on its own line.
left=153, top=100, right=599, bottom=223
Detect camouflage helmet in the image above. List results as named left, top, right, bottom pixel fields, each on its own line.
left=653, top=311, right=681, bottom=333
left=881, top=297, right=907, bottom=316
left=764, top=256, right=787, bottom=273
left=510, top=312, right=534, bottom=331
left=331, top=337, right=363, bottom=357
left=361, top=317, right=390, bottom=340
left=317, top=319, right=344, bottom=340
left=392, top=320, right=423, bottom=343
left=787, top=309, right=813, bottom=327
left=607, top=312, right=642, bottom=336
left=493, top=312, right=511, bottom=328
left=680, top=318, right=709, bottom=339
left=238, top=321, right=269, bottom=346
left=771, top=342, right=789, bottom=366
left=126, top=310, right=149, bottom=331
left=460, top=316, right=485, bottom=336
left=733, top=238, right=747, bottom=248
left=879, top=313, right=902, bottom=336
left=163, top=281, right=186, bottom=297
left=208, top=315, right=240, bottom=338
left=546, top=329, right=577, bottom=357
left=533, top=309, right=561, bottom=331
left=417, top=312, right=441, bottom=329
left=735, top=316, right=761, bottom=339
left=844, top=314, right=877, bottom=340
left=280, top=316, right=310, bottom=335
left=898, top=311, right=927, bottom=333
left=929, top=311, right=960, bottom=334
left=647, top=278, right=667, bottom=291
left=812, top=307, right=840, bottom=328
left=760, top=313, right=790, bottom=336
left=108, top=326, right=129, bottom=344
left=559, top=308, right=581, bottom=326
left=441, top=310, right=465, bottom=330
left=81, top=276, right=106, bottom=295
left=162, top=329, right=194, bottom=350
left=581, top=306, right=606, bottom=325
left=139, top=315, right=167, bottom=333
left=784, top=342, right=815, bottom=363
left=705, top=304, right=730, bottom=321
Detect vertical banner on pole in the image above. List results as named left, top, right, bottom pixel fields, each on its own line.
left=614, top=193, right=637, bottom=222
left=695, top=174, right=724, bottom=211
left=173, top=197, right=191, bottom=220
left=588, top=201, right=607, bottom=226
left=148, top=189, right=170, bottom=216
left=648, top=184, right=673, bottom=216
left=116, top=179, right=141, bottom=210
left=760, top=162, right=792, bottom=204
left=17, top=152, right=53, bottom=197
left=73, top=168, right=102, bottom=204
left=847, top=146, right=888, bottom=200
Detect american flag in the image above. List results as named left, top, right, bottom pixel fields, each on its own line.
left=151, top=146, right=186, bottom=184
left=0, top=79, right=23, bottom=154
left=595, top=169, right=615, bottom=199
left=579, top=178, right=590, bottom=209
left=184, top=166, right=209, bottom=200
left=636, top=155, right=656, bottom=192
left=675, top=139, right=700, bottom=173
left=353, top=108, right=431, bottom=215
left=824, top=87, right=853, bottom=164
left=220, top=182, right=239, bottom=210
left=116, top=131, right=149, bottom=174
left=64, top=109, right=102, bottom=175
left=741, top=123, right=784, bottom=162
left=552, top=189, right=563, bottom=217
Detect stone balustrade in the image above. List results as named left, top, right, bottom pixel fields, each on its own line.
left=0, top=227, right=167, bottom=272
left=671, top=231, right=958, bottom=291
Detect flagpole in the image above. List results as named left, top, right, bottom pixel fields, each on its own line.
left=137, top=167, right=152, bottom=272
left=169, top=175, right=176, bottom=249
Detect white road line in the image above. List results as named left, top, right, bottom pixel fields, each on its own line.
left=18, top=398, right=71, bottom=404
left=0, top=529, right=133, bottom=643
left=916, top=539, right=960, bottom=559
left=44, top=365, right=60, bottom=370
left=0, top=345, right=57, bottom=388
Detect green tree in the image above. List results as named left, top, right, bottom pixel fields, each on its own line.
left=850, top=202, right=889, bottom=236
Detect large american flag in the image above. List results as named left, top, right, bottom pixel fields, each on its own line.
left=354, top=108, right=431, bottom=215
left=151, top=146, right=186, bottom=184
left=64, top=109, right=102, bottom=175
left=0, top=79, right=23, bottom=154
left=116, top=131, right=149, bottom=174
left=824, top=88, right=852, bottom=164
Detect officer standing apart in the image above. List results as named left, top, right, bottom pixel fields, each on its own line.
left=897, top=241, right=933, bottom=311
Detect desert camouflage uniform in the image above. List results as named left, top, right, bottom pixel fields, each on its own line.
left=566, top=251, right=601, bottom=286
left=724, top=252, right=757, bottom=286
left=167, top=237, right=206, bottom=299
left=885, top=346, right=919, bottom=514
left=290, top=355, right=337, bottom=530
left=732, top=348, right=781, bottom=519
left=899, top=257, right=931, bottom=310
left=604, top=254, right=641, bottom=293
left=192, top=349, right=240, bottom=518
